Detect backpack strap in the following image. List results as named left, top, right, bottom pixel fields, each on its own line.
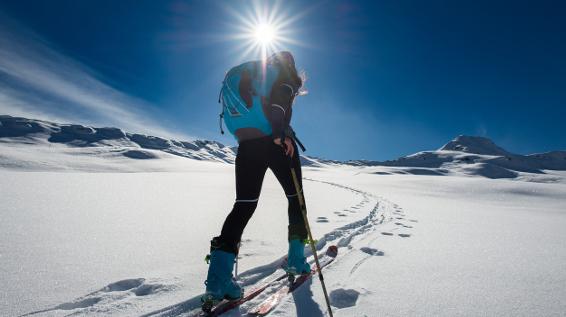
left=218, top=84, right=225, bottom=134
left=218, top=113, right=225, bottom=135
left=294, top=133, right=306, bottom=152
left=286, top=126, right=306, bottom=152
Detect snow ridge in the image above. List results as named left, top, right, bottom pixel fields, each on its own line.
left=2, top=115, right=565, bottom=180
left=0, top=115, right=236, bottom=165
left=349, top=135, right=566, bottom=180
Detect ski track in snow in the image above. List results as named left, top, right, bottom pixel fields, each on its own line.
left=138, top=178, right=413, bottom=317
left=22, top=178, right=414, bottom=317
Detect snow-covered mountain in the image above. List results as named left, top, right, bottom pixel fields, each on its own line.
left=0, top=115, right=236, bottom=171
left=1, top=115, right=565, bottom=180
left=0, top=115, right=340, bottom=170
left=346, top=135, right=566, bottom=180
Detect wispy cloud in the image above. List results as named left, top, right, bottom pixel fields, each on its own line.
left=0, top=16, right=190, bottom=140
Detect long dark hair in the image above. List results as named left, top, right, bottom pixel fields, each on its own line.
left=268, top=51, right=307, bottom=96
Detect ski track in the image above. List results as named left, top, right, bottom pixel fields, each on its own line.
left=257, top=179, right=414, bottom=317
left=23, top=178, right=414, bottom=317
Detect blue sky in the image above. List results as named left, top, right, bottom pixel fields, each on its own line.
left=0, top=0, right=565, bottom=161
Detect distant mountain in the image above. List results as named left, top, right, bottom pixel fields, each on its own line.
left=0, top=115, right=236, bottom=165
left=439, top=135, right=511, bottom=156
left=346, top=135, right=566, bottom=179
left=1, top=116, right=565, bottom=179
left=0, top=115, right=344, bottom=169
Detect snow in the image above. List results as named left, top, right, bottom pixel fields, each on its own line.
left=439, top=135, right=511, bottom=155
left=0, top=115, right=237, bottom=171
left=1, top=116, right=566, bottom=316
left=288, top=171, right=566, bottom=317
left=0, top=168, right=373, bottom=316
left=346, top=135, right=566, bottom=180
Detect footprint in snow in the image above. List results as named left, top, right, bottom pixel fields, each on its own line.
left=23, top=278, right=174, bottom=316
left=330, top=288, right=360, bottom=309
left=91, top=278, right=170, bottom=297
left=316, top=217, right=329, bottom=223
left=134, top=283, right=167, bottom=296
left=398, top=233, right=411, bottom=238
left=360, top=247, right=384, bottom=256
left=100, top=278, right=145, bottom=292
left=381, top=232, right=394, bottom=236
left=53, top=297, right=102, bottom=310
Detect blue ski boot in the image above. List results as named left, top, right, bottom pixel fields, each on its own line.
left=203, top=249, right=243, bottom=302
left=286, top=239, right=311, bottom=276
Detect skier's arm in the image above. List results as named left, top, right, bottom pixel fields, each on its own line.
left=270, top=83, right=295, bottom=141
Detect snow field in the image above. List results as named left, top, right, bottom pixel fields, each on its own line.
left=4, top=166, right=566, bottom=316
left=0, top=165, right=377, bottom=316
left=278, top=170, right=566, bottom=317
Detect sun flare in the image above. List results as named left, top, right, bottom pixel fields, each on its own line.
left=254, top=23, right=276, bottom=46
left=222, top=1, right=307, bottom=61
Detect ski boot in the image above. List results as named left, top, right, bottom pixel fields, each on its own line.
left=285, top=239, right=311, bottom=283
left=202, top=242, right=243, bottom=313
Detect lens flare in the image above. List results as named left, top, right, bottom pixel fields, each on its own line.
left=220, top=0, right=310, bottom=62
left=254, top=23, right=275, bottom=46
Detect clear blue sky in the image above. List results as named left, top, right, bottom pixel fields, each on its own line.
left=0, top=0, right=565, bottom=161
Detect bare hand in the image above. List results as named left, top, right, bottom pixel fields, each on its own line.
left=274, top=137, right=294, bottom=157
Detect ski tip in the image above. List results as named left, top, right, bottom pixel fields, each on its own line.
left=326, top=245, right=338, bottom=258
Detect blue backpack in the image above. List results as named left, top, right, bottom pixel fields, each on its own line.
left=218, top=60, right=280, bottom=139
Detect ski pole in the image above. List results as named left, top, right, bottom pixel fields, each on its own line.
left=234, top=242, right=240, bottom=278
left=289, top=160, right=334, bottom=317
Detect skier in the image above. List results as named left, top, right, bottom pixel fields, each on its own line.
left=202, top=51, right=310, bottom=304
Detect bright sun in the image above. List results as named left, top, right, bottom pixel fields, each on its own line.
left=254, top=24, right=275, bottom=45
left=223, top=1, right=306, bottom=61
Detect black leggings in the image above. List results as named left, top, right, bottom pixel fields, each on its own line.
left=216, top=136, right=307, bottom=254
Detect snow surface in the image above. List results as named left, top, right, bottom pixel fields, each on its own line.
left=1, top=116, right=566, bottom=316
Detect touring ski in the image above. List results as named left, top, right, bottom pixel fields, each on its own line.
left=248, top=245, right=338, bottom=316
left=196, top=245, right=337, bottom=316
left=197, top=270, right=289, bottom=317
